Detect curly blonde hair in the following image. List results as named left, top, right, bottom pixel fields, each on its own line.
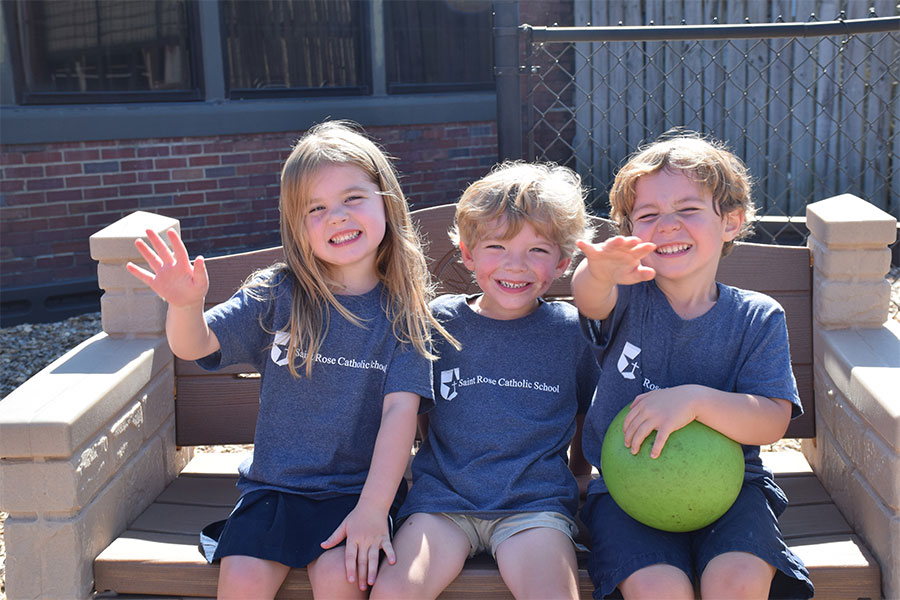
left=451, top=161, right=592, bottom=267
left=609, top=131, right=756, bottom=256
left=250, top=120, right=455, bottom=378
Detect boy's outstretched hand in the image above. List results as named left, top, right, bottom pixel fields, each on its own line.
left=577, top=236, right=657, bottom=287
left=320, top=501, right=394, bottom=591
left=126, top=228, right=208, bottom=308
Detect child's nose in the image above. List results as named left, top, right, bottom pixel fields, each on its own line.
left=657, top=212, right=680, bottom=230
left=327, top=205, right=349, bottom=223
left=505, top=252, right=527, bottom=270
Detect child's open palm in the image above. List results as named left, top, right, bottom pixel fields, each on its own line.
left=127, top=228, right=209, bottom=308
left=577, top=236, right=657, bottom=286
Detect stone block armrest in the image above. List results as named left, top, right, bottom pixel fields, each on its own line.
left=0, top=332, right=190, bottom=598
left=0, top=209, right=193, bottom=598
left=803, top=194, right=900, bottom=600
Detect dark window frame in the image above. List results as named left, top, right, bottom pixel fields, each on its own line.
left=220, top=0, right=373, bottom=100
left=384, top=0, right=494, bottom=95
left=2, top=0, right=204, bottom=105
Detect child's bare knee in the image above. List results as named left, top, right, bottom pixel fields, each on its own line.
left=701, top=552, right=774, bottom=599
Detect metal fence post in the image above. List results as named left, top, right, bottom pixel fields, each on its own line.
left=493, top=0, right=522, bottom=161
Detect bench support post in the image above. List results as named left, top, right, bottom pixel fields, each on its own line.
left=803, top=194, right=899, bottom=600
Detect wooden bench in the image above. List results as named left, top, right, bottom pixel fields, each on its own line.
left=91, top=203, right=882, bottom=599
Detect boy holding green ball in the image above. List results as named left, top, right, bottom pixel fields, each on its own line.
left=572, top=131, right=813, bottom=599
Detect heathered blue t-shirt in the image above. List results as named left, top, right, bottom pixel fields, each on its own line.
left=399, top=294, right=601, bottom=520
left=580, top=280, right=802, bottom=512
left=197, top=270, right=433, bottom=499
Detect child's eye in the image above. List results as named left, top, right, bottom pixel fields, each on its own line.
left=308, top=205, right=324, bottom=214
left=635, top=212, right=657, bottom=221
left=345, top=194, right=364, bottom=203
left=530, top=247, right=550, bottom=254
left=485, top=244, right=504, bottom=250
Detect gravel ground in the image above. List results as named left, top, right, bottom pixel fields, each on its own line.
left=0, top=268, right=898, bottom=598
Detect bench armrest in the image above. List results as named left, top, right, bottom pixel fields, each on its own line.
left=803, top=194, right=899, bottom=600
left=0, top=211, right=192, bottom=599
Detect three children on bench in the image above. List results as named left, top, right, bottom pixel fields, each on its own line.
left=128, top=120, right=813, bottom=599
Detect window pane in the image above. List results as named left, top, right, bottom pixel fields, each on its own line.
left=7, top=0, right=198, bottom=102
left=385, top=0, right=493, bottom=94
left=223, top=0, right=369, bottom=98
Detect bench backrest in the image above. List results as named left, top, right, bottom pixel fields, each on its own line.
left=173, top=203, right=813, bottom=445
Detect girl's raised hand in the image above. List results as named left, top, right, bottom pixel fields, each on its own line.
left=126, top=228, right=208, bottom=308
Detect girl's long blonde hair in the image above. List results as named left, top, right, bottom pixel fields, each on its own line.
left=253, top=120, right=454, bottom=378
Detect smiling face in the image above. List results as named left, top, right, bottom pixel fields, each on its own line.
left=630, top=168, right=743, bottom=291
left=460, top=219, right=571, bottom=320
left=303, top=163, right=387, bottom=293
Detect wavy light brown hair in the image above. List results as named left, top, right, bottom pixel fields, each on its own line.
left=250, top=120, right=454, bottom=378
left=609, top=131, right=756, bottom=256
left=450, top=161, right=593, bottom=267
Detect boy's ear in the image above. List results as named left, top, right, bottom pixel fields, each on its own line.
left=459, top=241, right=476, bottom=271
left=554, top=256, right=572, bottom=278
left=722, top=208, right=745, bottom=242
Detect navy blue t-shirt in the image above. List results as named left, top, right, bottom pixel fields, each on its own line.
left=580, top=280, right=802, bottom=512
left=400, top=294, right=601, bottom=520
left=197, top=270, right=433, bottom=499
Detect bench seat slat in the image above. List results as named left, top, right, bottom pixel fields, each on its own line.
left=94, top=450, right=881, bottom=599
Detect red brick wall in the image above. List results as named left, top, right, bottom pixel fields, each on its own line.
left=0, top=121, right=497, bottom=292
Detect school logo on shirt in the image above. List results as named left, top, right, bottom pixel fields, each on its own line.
left=271, top=331, right=291, bottom=366
left=440, top=368, right=461, bottom=400
left=617, top=341, right=641, bottom=380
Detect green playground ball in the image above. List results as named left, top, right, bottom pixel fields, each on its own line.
left=601, top=404, right=744, bottom=532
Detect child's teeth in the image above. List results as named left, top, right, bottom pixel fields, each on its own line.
left=331, top=231, right=360, bottom=243
left=499, top=281, right=527, bottom=289
left=657, top=244, right=690, bottom=255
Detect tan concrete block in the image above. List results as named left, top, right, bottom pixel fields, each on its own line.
left=139, top=365, right=176, bottom=445
left=842, top=467, right=900, bottom=600
left=0, top=335, right=172, bottom=459
left=827, top=391, right=900, bottom=510
left=100, top=290, right=167, bottom=335
left=0, top=433, right=114, bottom=516
left=3, top=427, right=176, bottom=600
left=90, top=210, right=180, bottom=262
left=806, top=194, right=897, bottom=248
left=97, top=259, right=154, bottom=291
left=808, top=237, right=893, bottom=280
left=4, top=513, right=94, bottom=599
left=813, top=278, right=890, bottom=328
left=816, top=323, right=900, bottom=447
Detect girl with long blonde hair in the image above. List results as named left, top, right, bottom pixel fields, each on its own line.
left=128, top=121, right=452, bottom=599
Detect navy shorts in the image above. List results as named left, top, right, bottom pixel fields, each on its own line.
left=200, top=484, right=405, bottom=568
left=580, top=481, right=814, bottom=599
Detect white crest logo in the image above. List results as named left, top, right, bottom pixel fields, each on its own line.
left=271, top=331, right=291, bottom=366
left=440, top=368, right=461, bottom=400
left=617, top=341, right=641, bottom=380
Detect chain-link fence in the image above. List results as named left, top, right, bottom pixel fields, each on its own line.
left=497, top=10, right=899, bottom=243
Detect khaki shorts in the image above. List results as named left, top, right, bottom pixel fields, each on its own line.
left=440, top=511, right=581, bottom=558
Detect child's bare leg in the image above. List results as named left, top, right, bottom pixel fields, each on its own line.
left=307, top=546, right=368, bottom=599
left=494, top=527, right=579, bottom=600
left=619, top=563, right=693, bottom=600
left=217, top=555, right=290, bottom=599
left=370, top=513, right=471, bottom=600
left=700, top=551, right=775, bottom=599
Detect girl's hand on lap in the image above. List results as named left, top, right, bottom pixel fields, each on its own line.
left=321, top=501, right=393, bottom=590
